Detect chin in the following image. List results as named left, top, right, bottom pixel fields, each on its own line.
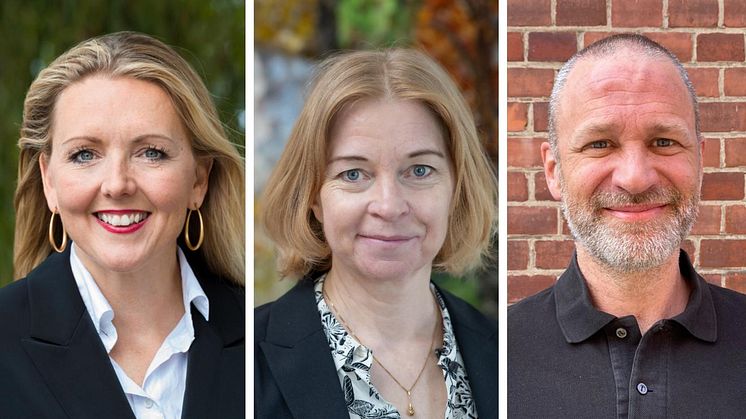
left=355, top=259, right=430, bottom=282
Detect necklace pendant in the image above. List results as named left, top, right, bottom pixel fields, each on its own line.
left=407, top=403, right=415, bottom=416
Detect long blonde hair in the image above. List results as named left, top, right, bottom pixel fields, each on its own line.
left=262, top=49, right=497, bottom=279
left=15, top=31, right=245, bottom=284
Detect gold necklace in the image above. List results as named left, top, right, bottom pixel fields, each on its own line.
left=323, top=287, right=441, bottom=416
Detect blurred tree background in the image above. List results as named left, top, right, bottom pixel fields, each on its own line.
left=0, top=0, right=245, bottom=286
left=255, top=0, right=497, bottom=319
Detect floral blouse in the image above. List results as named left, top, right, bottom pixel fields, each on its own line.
left=315, top=275, right=477, bottom=419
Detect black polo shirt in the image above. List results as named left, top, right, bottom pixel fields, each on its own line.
left=508, top=250, right=746, bottom=418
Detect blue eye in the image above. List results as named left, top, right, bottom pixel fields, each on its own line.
left=342, top=169, right=361, bottom=182
left=143, top=147, right=166, bottom=160
left=70, top=149, right=95, bottom=163
left=656, top=138, right=673, bottom=147
left=589, top=141, right=608, bottom=149
left=411, top=165, right=432, bottom=177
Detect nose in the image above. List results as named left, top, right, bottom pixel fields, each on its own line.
left=610, top=146, right=660, bottom=195
left=368, top=176, right=409, bottom=220
left=100, top=157, right=136, bottom=198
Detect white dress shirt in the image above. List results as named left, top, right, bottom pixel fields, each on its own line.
left=70, top=243, right=209, bottom=419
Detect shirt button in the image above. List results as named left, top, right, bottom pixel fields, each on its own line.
left=637, top=383, right=648, bottom=395
left=144, top=399, right=154, bottom=409
left=615, top=328, right=628, bottom=339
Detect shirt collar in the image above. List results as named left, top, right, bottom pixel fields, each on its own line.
left=70, top=243, right=210, bottom=353
left=555, top=249, right=717, bottom=344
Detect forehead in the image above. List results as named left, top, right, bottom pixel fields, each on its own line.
left=328, top=98, right=447, bottom=155
left=557, top=50, right=695, bottom=141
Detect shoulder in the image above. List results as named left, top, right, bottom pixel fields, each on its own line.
left=0, top=278, right=31, bottom=335
left=437, top=286, right=496, bottom=340
left=508, top=285, right=556, bottom=326
left=707, top=282, right=746, bottom=324
left=255, top=278, right=318, bottom=344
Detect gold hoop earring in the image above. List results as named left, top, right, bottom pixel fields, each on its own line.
left=184, top=206, right=204, bottom=251
left=48, top=210, right=67, bottom=253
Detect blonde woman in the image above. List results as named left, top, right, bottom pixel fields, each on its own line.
left=0, top=32, right=244, bottom=418
left=256, top=49, right=497, bottom=418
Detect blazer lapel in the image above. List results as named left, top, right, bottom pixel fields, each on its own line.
left=181, top=264, right=245, bottom=419
left=20, top=249, right=134, bottom=419
left=440, top=289, right=498, bottom=418
left=259, top=280, right=348, bottom=419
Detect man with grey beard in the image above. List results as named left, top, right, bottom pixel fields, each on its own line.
left=508, top=33, right=746, bottom=418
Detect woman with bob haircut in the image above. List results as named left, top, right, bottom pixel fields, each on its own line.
left=0, top=32, right=244, bottom=418
left=256, top=48, right=497, bottom=418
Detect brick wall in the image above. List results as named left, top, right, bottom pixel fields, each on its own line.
left=508, top=0, right=746, bottom=303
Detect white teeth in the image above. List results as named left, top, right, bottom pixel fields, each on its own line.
left=97, top=212, right=148, bottom=227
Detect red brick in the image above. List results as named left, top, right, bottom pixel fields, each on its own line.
left=703, top=137, right=720, bottom=168
left=508, top=240, right=529, bottom=270
left=561, top=218, right=572, bottom=235
left=612, top=0, right=663, bottom=27
left=508, top=275, right=556, bottom=303
left=701, top=172, right=745, bottom=200
left=724, top=68, right=746, bottom=96
left=535, top=240, right=575, bottom=269
left=508, top=206, right=558, bottom=235
left=508, top=171, right=529, bottom=202
left=725, top=205, right=746, bottom=234
left=583, top=32, right=615, bottom=47
left=724, top=138, right=746, bottom=167
left=507, top=137, right=546, bottom=168
left=508, top=102, right=528, bottom=132
left=724, top=273, right=746, bottom=295
left=701, top=240, right=746, bottom=267
left=508, top=0, right=551, bottom=26
left=556, top=0, right=606, bottom=26
left=686, top=67, right=718, bottom=98
left=669, top=0, right=718, bottom=27
left=724, top=0, right=746, bottom=27
left=700, top=102, right=746, bottom=132
left=534, top=171, right=556, bottom=201
left=697, top=34, right=745, bottom=62
left=528, top=32, right=577, bottom=62
left=702, top=273, right=722, bottom=286
left=643, top=32, right=693, bottom=62
left=507, top=68, right=555, bottom=97
left=533, top=102, right=549, bottom=132
left=691, top=205, right=721, bottom=235
left=508, top=32, right=524, bottom=61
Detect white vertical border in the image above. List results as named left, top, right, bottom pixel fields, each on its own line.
left=498, top=0, right=508, bottom=416
left=246, top=1, right=255, bottom=417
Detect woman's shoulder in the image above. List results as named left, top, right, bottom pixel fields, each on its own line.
left=0, top=278, right=33, bottom=337
left=436, top=285, right=497, bottom=339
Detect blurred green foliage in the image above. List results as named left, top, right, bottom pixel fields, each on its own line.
left=336, top=0, right=415, bottom=48
left=0, top=0, right=244, bottom=286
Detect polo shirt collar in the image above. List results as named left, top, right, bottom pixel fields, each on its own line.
left=555, top=249, right=717, bottom=344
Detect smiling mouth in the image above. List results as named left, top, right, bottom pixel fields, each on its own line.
left=95, top=212, right=150, bottom=227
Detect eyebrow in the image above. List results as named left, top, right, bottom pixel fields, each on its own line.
left=327, top=149, right=446, bottom=164
left=61, top=134, right=178, bottom=146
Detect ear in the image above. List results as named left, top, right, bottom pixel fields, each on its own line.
left=541, top=142, right=562, bottom=201
left=38, top=154, right=58, bottom=212
left=311, top=198, right=323, bottom=224
left=191, top=156, right=213, bottom=208
left=699, top=137, right=705, bottom=171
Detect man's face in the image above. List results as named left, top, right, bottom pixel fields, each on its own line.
left=542, top=49, right=703, bottom=272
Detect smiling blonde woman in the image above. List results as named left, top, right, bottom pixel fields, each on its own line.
left=0, top=32, right=244, bottom=418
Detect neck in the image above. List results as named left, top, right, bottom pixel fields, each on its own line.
left=76, top=245, right=185, bottom=328
left=577, top=247, right=691, bottom=333
left=322, top=266, right=439, bottom=344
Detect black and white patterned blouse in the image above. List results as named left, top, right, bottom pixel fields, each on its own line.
left=315, top=275, right=477, bottom=419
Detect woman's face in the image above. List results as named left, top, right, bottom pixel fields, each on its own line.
left=312, top=98, right=454, bottom=282
left=40, top=76, right=210, bottom=275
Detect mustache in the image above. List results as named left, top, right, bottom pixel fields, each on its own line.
left=590, top=187, right=682, bottom=208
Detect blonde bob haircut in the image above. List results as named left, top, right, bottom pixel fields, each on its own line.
left=15, top=31, right=245, bottom=285
left=262, top=48, right=497, bottom=279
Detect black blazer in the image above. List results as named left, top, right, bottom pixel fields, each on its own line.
left=0, top=247, right=245, bottom=419
left=255, top=279, right=497, bottom=419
